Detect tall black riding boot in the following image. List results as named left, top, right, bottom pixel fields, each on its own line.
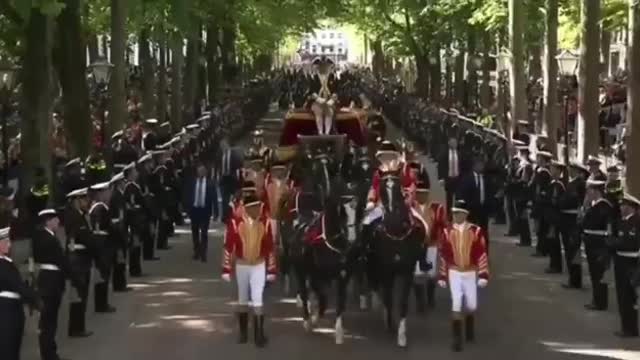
left=452, top=319, right=463, bottom=352
left=595, top=283, right=609, bottom=310
left=254, top=314, right=268, bottom=348
left=426, top=280, right=436, bottom=308
left=112, top=263, right=129, bottom=292
left=94, top=282, right=116, bottom=313
left=237, top=312, right=248, bottom=344
left=465, top=315, right=475, bottom=343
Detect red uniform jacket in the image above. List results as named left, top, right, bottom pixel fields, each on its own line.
left=223, top=212, right=276, bottom=275
left=438, top=223, right=489, bottom=282
left=230, top=199, right=269, bottom=224
left=411, top=201, right=447, bottom=247
left=368, top=163, right=416, bottom=203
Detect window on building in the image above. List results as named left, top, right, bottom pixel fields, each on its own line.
left=338, top=48, right=343, bottom=54
left=305, top=41, right=310, bottom=50
left=321, top=33, right=326, bottom=39
left=330, top=32, right=334, bottom=39
left=312, top=46, right=317, bottom=53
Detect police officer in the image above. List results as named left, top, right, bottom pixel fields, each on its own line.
left=109, top=172, right=130, bottom=292
left=151, top=150, right=172, bottom=250
left=547, top=160, right=566, bottom=274
left=611, top=193, right=640, bottom=337
left=586, top=155, right=606, bottom=181
left=88, top=182, right=116, bottom=313
left=606, top=165, right=624, bottom=218
left=64, top=188, right=94, bottom=337
left=32, top=209, right=82, bottom=360
left=137, top=153, right=160, bottom=261
left=0, top=227, right=41, bottom=360
left=581, top=179, right=615, bottom=311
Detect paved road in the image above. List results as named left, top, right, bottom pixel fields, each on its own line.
left=21, top=107, right=640, bottom=360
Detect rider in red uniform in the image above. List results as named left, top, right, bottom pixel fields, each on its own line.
left=366, top=140, right=416, bottom=211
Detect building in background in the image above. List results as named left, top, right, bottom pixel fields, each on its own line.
left=299, top=29, right=349, bottom=63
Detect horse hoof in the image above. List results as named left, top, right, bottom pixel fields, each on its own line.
left=311, top=313, right=319, bottom=325
left=303, top=320, right=312, bottom=332
left=296, top=295, right=303, bottom=308
left=359, top=295, right=368, bottom=311
left=335, top=318, right=344, bottom=345
left=397, top=319, right=407, bottom=347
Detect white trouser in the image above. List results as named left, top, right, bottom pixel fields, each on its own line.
left=425, top=246, right=438, bottom=278
left=311, top=99, right=334, bottom=135
left=236, top=262, right=266, bottom=308
left=448, top=269, right=477, bottom=313
left=362, top=205, right=383, bottom=225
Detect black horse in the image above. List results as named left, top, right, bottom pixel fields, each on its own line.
left=366, top=171, right=427, bottom=347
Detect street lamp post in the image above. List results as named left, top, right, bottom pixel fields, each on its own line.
left=0, top=60, right=19, bottom=187
left=89, top=58, right=114, bottom=151
left=556, top=49, right=579, bottom=166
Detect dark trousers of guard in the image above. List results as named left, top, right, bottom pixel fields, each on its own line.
left=535, top=215, right=549, bottom=256
left=515, top=200, right=531, bottom=246
left=560, top=218, right=582, bottom=288
left=505, top=194, right=519, bottom=235
left=129, top=228, right=143, bottom=277
left=156, top=213, right=171, bottom=250
left=112, top=228, right=129, bottom=291
left=0, top=298, right=25, bottom=360
left=68, top=254, right=91, bottom=335
left=584, top=234, right=609, bottom=310
left=39, top=293, right=63, bottom=360
left=614, top=255, right=639, bottom=336
left=143, top=220, right=157, bottom=260
left=547, top=224, right=563, bottom=272
left=95, top=246, right=115, bottom=313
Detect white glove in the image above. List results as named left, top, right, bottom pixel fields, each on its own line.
left=221, top=273, right=231, bottom=282
left=477, top=279, right=488, bottom=288
left=437, top=280, right=447, bottom=288
left=365, top=202, right=375, bottom=211
left=266, top=274, right=276, bottom=282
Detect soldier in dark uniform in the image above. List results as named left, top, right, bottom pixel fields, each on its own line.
left=88, top=182, right=117, bottom=313
left=531, top=151, right=553, bottom=258
left=586, top=155, right=606, bottom=181
left=123, top=163, right=145, bottom=277
left=513, top=120, right=531, bottom=146
left=547, top=161, right=566, bottom=274
left=158, top=122, right=172, bottom=145
left=611, top=193, right=640, bottom=337
left=137, top=153, right=160, bottom=261
left=504, top=146, right=522, bottom=236
left=606, top=165, right=623, bottom=217
left=581, top=179, right=615, bottom=311
left=514, top=146, right=533, bottom=247
left=109, top=172, right=130, bottom=292
left=142, top=118, right=159, bottom=151
left=32, top=209, right=82, bottom=360
left=62, top=158, right=86, bottom=196
left=112, top=129, right=139, bottom=167
left=0, top=227, right=41, bottom=360
left=561, top=162, right=589, bottom=289
left=64, top=188, right=95, bottom=337
left=151, top=150, right=172, bottom=250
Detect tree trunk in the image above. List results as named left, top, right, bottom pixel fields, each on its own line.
left=170, top=34, right=184, bottom=128
left=509, top=0, right=528, bottom=137
left=453, top=52, right=465, bottom=105
left=528, top=45, right=543, bottom=80
left=429, top=47, right=441, bottom=103
left=543, top=0, right=559, bottom=157
left=20, top=9, right=53, bottom=199
left=139, top=28, right=155, bottom=119
left=444, top=57, right=453, bottom=105
left=221, top=23, right=237, bottom=85
left=600, top=24, right=611, bottom=77
left=466, top=30, right=477, bottom=109
left=205, top=24, right=219, bottom=104
left=577, top=0, right=601, bottom=162
left=87, top=35, right=99, bottom=63
left=54, top=0, right=91, bottom=157
left=414, top=53, right=429, bottom=99
left=157, top=34, right=168, bottom=125
left=480, top=31, right=492, bottom=109
left=626, top=1, right=640, bottom=196
left=371, top=38, right=385, bottom=80
left=108, top=0, right=127, bottom=138
left=184, top=33, right=198, bottom=122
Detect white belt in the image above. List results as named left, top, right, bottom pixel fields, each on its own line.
left=562, top=209, right=579, bottom=214
left=70, top=244, right=87, bottom=250
left=617, top=251, right=639, bottom=258
left=111, top=219, right=121, bottom=223
left=584, top=229, right=610, bottom=236
left=38, top=264, right=60, bottom=271
left=93, top=230, right=109, bottom=235
left=0, top=291, right=20, bottom=299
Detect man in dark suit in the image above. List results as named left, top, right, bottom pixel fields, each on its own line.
left=186, top=163, right=216, bottom=262
left=457, top=157, right=492, bottom=250
left=215, top=139, right=241, bottom=222
left=437, top=136, right=464, bottom=215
